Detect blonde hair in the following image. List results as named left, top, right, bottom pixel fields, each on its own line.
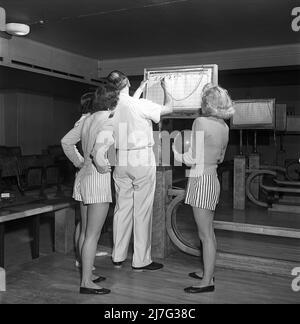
left=201, top=84, right=235, bottom=120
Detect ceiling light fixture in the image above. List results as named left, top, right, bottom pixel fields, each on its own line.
left=0, top=7, right=30, bottom=37
left=5, top=23, right=30, bottom=36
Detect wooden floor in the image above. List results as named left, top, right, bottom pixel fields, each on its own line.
left=177, top=212, right=300, bottom=262
left=176, top=192, right=300, bottom=262
left=1, top=187, right=299, bottom=304
left=0, top=250, right=298, bottom=304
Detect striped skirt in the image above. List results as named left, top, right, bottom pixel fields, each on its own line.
left=73, top=165, right=112, bottom=204
left=185, top=173, right=220, bottom=211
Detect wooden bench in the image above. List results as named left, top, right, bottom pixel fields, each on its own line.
left=0, top=198, right=77, bottom=291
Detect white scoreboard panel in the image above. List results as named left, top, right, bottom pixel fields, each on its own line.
left=144, top=65, right=218, bottom=113
left=231, top=99, right=276, bottom=130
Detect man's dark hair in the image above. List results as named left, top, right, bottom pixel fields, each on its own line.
left=106, top=70, right=129, bottom=91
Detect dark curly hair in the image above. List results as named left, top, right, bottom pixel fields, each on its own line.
left=92, top=82, right=120, bottom=112
left=80, top=92, right=95, bottom=114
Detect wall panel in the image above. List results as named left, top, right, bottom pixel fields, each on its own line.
left=0, top=90, right=79, bottom=155
left=3, top=92, right=18, bottom=147
left=0, top=93, right=5, bottom=145
left=52, top=98, right=79, bottom=145
left=18, top=93, right=54, bottom=155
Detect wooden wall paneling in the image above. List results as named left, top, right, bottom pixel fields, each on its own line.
left=4, top=92, right=18, bottom=147
left=0, top=93, right=5, bottom=145
left=52, top=98, right=79, bottom=145
left=17, top=92, right=54, bottom=155
left=0, top=91, right=79, bottom=154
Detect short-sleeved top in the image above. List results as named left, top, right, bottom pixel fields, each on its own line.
left=112, top=93, right=162, bottom=150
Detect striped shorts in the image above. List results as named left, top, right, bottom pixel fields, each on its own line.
left=73, top=165, right=112, bottom=205
left=185, top=173, right=220, bottom=211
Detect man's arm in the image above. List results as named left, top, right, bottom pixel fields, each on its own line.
left=160, top=77, right=173, bottom=116
left=135, top=77, right=173, bottom=123
left=133, top=80, right=148, bottom=99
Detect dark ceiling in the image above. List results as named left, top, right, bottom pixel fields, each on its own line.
left=1, top=0, right=300, bottom=59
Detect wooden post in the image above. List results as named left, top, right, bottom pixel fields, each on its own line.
left=249, top=154, right=260, bottom=199
left=152, top=166, right=173, bottom=259
left=277, top=134, right=286, bottom=166
left=54, top=207, right=75, bottom=254
left=0, top=267, right=5, bottom=292
left=0, top=223, right=4, bottom=268
left=221, top=170, right=231, bottom=192
left=234, top=155, right=246, bottom=210
left=31, top=215, right=40, bottom=260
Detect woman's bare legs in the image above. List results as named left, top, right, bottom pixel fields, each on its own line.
left=192, top=207, right=216, bottom=287
left=81, top=203, right=109, bottom=289
left=75, top=222, right=80, bottom=262
left=78, top=203, right=88, bottom=261
left=75, top=203, right=87, bottom=265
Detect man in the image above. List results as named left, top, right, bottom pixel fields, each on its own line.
left=107, top=70, right=173, bottom=271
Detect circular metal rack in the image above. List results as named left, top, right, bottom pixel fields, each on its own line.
left=166, top=188, right=201, bottom=256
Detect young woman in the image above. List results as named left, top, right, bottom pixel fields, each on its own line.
left=173, top=84, right=235, bottom=294
left=62, top=83, right=119, bottom=295
left=61, top=92, right=94, bottom=270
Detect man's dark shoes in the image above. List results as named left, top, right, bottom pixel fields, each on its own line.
left=132, top=262, right=164, bottom=272
left=112, top=260, right=124, bottom=268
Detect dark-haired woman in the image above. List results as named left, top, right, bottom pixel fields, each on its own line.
left=61, top=92, right=94, bottom=271
left=63, top=84, right=119, bottom=295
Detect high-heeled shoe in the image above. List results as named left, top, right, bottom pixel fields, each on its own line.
left=184, top=285, right=215, bottom=294
left=79, top=287, right=111, bottom=295
left=92, top=276, right=106, bottom=283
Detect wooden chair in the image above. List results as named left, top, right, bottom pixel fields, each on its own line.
left=17, top=166, right=45, bottom=198
left=0, top=146, right=9, bottom=157
left=44, top=165, right=63, bottom=197
left=0, top=169, right=3, bottom=192
left=7, top=146, right=22, bottom=157
left=47, top=145, right=65, bottom=160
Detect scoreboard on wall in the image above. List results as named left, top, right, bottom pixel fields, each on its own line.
left=143, top=65, right=218, bottom=113
left=231, top=99, right=276, bottom=130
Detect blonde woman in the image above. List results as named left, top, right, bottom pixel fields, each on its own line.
left=173, top=84, right=235, bottom=294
